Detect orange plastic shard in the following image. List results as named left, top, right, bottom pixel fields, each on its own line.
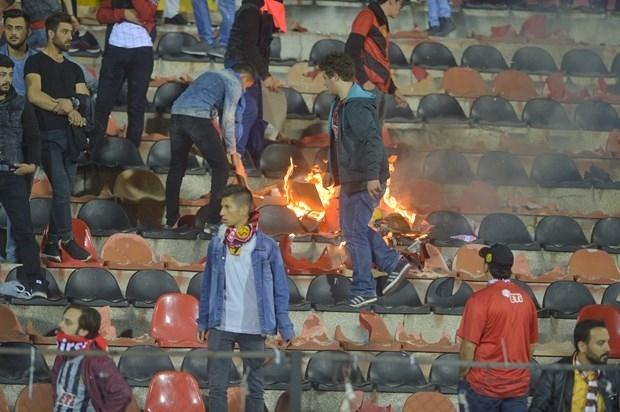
left=30, top=177, right=52, bottom=198
left=144, top=371, right=205, bottom=412
left=442, top=67, right=489, bottom=98
left=569, top=249, right=620, bottom=285
left=279, top=235, right=342, bottom=275
left=395, top=322, right=459, bottom=352
left=288, top=312, right=341, bottom=350
left=0, top=305, right=29, bottom=343
left=453, top=244, right=489, bottom=281
left=14, top=383, right=54, bottom=412
left=422, top=243, right=451, bottom=274
left=493, top=70, right=538, bottom=101
left=403, top=392, right=456, bottom=412
left=101, top=233, right=164, bottom=270
left=151, top=293, right=206, bottom=348
left=335, top=311, right=402, bottom=351
left=43, top=219, right=104, bottom=268
left=161, top=254, right=206, bottom=272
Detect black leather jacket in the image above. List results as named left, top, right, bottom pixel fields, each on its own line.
left=529, top=356, right=620, bottom=412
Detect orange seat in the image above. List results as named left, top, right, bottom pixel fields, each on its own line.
left=289, top=312, right=340, bottom=350
left=452, top=244, right=488, bottom=281
left=42, top=219, right=104, bottom=268
left=403, top=392, right=456, bottom=412
left=151, top=293, right=205, bottom=348
left=0, top=387, right=7, bottom=412
left=144, top=371, right=205, bottom=412
left=101, top=233, right=164, bottom=270
left=335, top=311, right=402, bottom=351
left=493, top=70, right=539, bottom=101
left=568, top=249, right=620, bottom=284
left=577, top=304, right=620, bottom=358
left=0, top=305, right=29, bottom=342
left=442, top=67, right=489, bottom=98
left=14, top=383, right=54, bottom=412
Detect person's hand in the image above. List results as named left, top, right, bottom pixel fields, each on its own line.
left=124, top=9, right=141, bottom=25
left=394, top=89, right=407, bottom=107
left=69, top=15, right=80, bottom=33
left=367, top=179, right=382, bottom=199
left=68, top=110, right=86, bottom=127
left=13, top=163, right=35, bottom=175
left=196, top=329, right=207, bottom=343
left=263, top=75, right=280, bottom=92
left=362, top=81, right=376, bottom=91
left=53, top=98, right=74, bottom=115
left=178, top=73, right=193, bottom=84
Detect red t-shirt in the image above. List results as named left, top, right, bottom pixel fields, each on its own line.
left=457, top=280, right=539, bottom=398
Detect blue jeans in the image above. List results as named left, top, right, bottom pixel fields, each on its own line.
left=237, top=81, right=264, bottom=162
left=40, top=130, right=77, bottom=243
left=4, top=217, right=16, bottom=261
left=192, top=0, right=235, bottom=47
left=458, top=380, right=527, bottom=412
left=428, top=0, right=452, bottom=27
left=207, top=328, right=265, bottom=412
left=339, top=188, right=400, bottom=297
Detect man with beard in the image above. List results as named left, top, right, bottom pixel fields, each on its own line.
left=0, top=54, right=47, bottom=297
left=530, top=320, right=620, bottom=412
left=25, top=12, right=91, bottom=263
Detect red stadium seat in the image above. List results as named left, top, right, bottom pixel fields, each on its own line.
left=151, top=293, right=206, bottom=348
left=568, top=249, right=620, bottom=284
left=144, top=371, right=205, bottom=412
left=42, top=219, right=104, bottom=268
left=577, top=304, right=620, bottom=358
left=453, top=244, right=488, bottom=281
left=14, top=383, right=53, bottom=412
left=101, top=233, right=164, bottom=270
left=442, top=67, right=489, bottom=98
left=402, top=392, right=456, bottom=412
left=0, top=305, right=29, bottom=343
left=492, top=70, right=538, bottom=101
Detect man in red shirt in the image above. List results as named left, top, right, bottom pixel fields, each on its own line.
left=457, top=244, right=539, bottom=412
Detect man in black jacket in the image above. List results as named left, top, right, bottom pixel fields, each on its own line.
left=320, top=53, right=410, bottom=308
left=0, top=54, right=48, bottom=297
left=530, top=319, right=620, bottom=412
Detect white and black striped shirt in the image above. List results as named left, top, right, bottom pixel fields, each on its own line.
left=54, top=356, right=95, bottom=412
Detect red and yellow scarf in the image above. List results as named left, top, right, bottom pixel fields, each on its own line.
left=224, top=211, right=259, bottom=256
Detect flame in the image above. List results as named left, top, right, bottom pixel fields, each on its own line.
left=382, top=155, right=416, bottom=225
left=283, top=158, right=336, bottom=221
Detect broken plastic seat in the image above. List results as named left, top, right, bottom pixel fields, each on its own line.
left=574, top=100, right=620, bottom=132
left=577, top=304, right=620, bottom=358
left=373, top=279, right=431, bottom=314
left=101, top=233, right=165, bottom=270
left=602, top=283, right=620, bottom=309
left=368, top=352, right=434, bottom=393
left=262, top=353, right=311, bottom=391
left=150, top=293, right=206, bottom=348
left=427, top=210, right=475, bottom=247
left=118, top=345, right=174, bottom=387
left=77, top=199, right=134, bottom=236
left=395, top=323, right=459, bottom=352
left=478, top=213, right=539, bottom=250
left=313, top=90, right=334, bottom=120
left=511, top=46, right=558, bottom=74
left=14, top=383, right=53, bottom=412
left=535, top=216, right=594, bottom=252
left=424, top=277, right=473, bottom=315
left=146, top=139, right=206, bottom=175
left=531, top=153, right=591, bottom=189
left=288, top=312, right=341, bottom=351
left=0, top=305, right=28, bottom=343
left=306, top=351, right=370, bottom=392
left=410, top=42, right=457, bottom=69
left=0, top=342, right=49, bottom=384
left=64, top=267, right=128, bottom=307
left=542, top=280, right=596, bottom=319
left=389, top=42, right=409, bottom=68
left=470, top=96, right=524, bottom=127
left=126, top=269, right=181, bottom=308
left=279, top=234, right=342, bottom=275
left=592, top=218, right=620, bottom=254
left=5, top=267, right=67, bottom=306
left=144, top=371, right=206, bottom=412
left=112, top=167, right=165, bottom=204
left=568, top=249, right=620, bottom=284
left=461, top=45, right=509, bottom=73
left=429, top=353, right=460, bottom=394
left=259, top=143, right=309, bottom=179
left=452, top=244, right=489, bottom=281
left=476, top=151, right=532, bottom=186
left=269, top=37, right=297, bottom=66
left=422, top=149, right=474, bottom=184
left=287, top=276, right=311, bottom=311
left=308, top=38, right=345, bottom=66
left=42, top=218, right=104, bottom=268
left=306, top=274, right=359, bottom=313
left=335, top=311, right=402, bottom=351
left=181, top=348, right=242, bottom=388
left=257, top=204, right=306, bottom=237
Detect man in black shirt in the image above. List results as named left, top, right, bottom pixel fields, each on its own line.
left=25, top=12, right=91, bottom=263
left=0, top=54, right=48, bottom=297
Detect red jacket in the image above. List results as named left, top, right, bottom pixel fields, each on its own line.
left=96, top=0, right=157, bottom=35
left=52, top=354, right=132, bottom=412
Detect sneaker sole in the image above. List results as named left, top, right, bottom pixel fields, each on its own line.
left=41, top=253, right=61, bottom=262
left=348, top=296, right=378, bottom=308
left=182, top=50, right=209, bottom=56
left=382, top=263, right=411, bottom=296
left=31, top=292, right=48, bottom=299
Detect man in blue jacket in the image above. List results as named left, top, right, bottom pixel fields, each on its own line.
left=320, top=53, right=411, bottom=308
left=197, top=184, right=294, bottom=412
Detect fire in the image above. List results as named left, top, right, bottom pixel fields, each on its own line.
left=382, top=155, right=416, bottom=225
left=283, top=158, right=336, bottom=221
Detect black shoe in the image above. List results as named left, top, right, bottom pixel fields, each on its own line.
left=164, top=14, right=188, bottom=25
left=41, top=241, right=61, bottom=262
left=61, top=240, right=91, bottom=262
left=30, top=279, right=49, bottom=299
left=347, top=295, right=378, bottom=308
left=439, top=17, right=456, bottom=36
left=382, top=257, right=411, bottom=296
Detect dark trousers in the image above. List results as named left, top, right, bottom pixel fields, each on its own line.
left=375, top=90, right=387, bottom=130
left=0, top=172, right=44, bottom=285
left=458, top=380, right=527, bottom=412
left=165, top=114, right=230, bottom=226
left=94, top=45, right=154, bottom=147
left=40, top=130, right=77, bottom=243
left=207, top=328, right=265, bottom=412
left=237, top=81, right=264, bottom=164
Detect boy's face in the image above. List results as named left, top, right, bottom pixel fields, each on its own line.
left=321, top=72, right=340, bottom=96
left=5, top=17, right=29, bottom=49
left=220, top=196, right=249, bottom=227
left=386, top=0, right=404, bottom=18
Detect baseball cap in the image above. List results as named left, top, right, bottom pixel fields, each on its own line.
left=479, top=243, right=514, bottom=268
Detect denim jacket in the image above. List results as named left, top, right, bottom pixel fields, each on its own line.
left=197, top=228, right=295, bottom=341
left=171, top=69, right=243, bottom=154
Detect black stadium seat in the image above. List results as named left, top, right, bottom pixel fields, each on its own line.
left=262, top=353, right=311, bottom=390
left=470, top=96, right=523, bottom=127
left=64, top=268, right=127, bottom=307
left=29, top=197, right=52, bottom=235
left=591, top=218, right=620, bottom=254
left=181, top=348, right=241, bottom=388
left=269, top=37, right=297, bottom=66
left=373, top=280, right=431, bottom=314
left=306, top=351, right=368, bottom=391
left=146, top=139, right=205, bottom=174
left=429, top=353, right=460, bottom=394
left=368, top=352, right=433, bottom=392
left=156, top=32, right=202, bottom=61
left=308, top=39, right=345, bottom=66
left=612, top=53, right=620, bottom=76
left=313, top=90, right=334, bottom=120
left=561, top=49, right=609, bottom=76
left=306, top=275, right=355, bottom=312
left=511, top=46, right=558, bottom=74
left=478, top=213, right=539, bottom=250
left=5, top=267, right=67, bottom=306
left=602, top=283, right=620, bottom=309
left=259, top=143, right=308, bottom=178
left=153, top=82, right=188, bottom=113
left=281, top=87, right=313, bottom=119
left=118, top=345, right=174, bottom=387
left=410, top=42, right=457, bottom=69
left=476, top=151, right=531, bottom=186
left=186, top=272, right=203, bottom=300
left=531, top=153, right=590, bottom=188
left=511, top=278, right=549, bottom=317
left=0, top=342, right=49, bottom=384
left=388, top=42, right=409, bottom=68
left=288, top=277, right=311, bottom=311
left=422, top=149, right=474, bottom=184
left=535, top=216, right=594, bottom=252
left=522, top=98, right=574, bottom=130
left=126, top=270, right=181, bottom=308
left=427, top=210, right=475, bottom=247
left=417, top=94, right=468, bottom=123
left=384, top=94, right=417, bottom=122
left=461, top=45, right=509, bottom=72
left=574, top=100, right=620, bottom=132
left=257, top=204, right=306, bottom=236
left=93, top=136, right=145, bottom=168
left=425, top=277, right=473, bottom=315
left=542, top=281, right=596, bottom=319
left=77, top=199, right=133, bottom=236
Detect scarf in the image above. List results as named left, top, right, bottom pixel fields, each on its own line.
left=224, top=210, right=259, bottom=256
left=56, top=331, right=108, bottom=352
left=575, top=356, right=600, bottom=412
